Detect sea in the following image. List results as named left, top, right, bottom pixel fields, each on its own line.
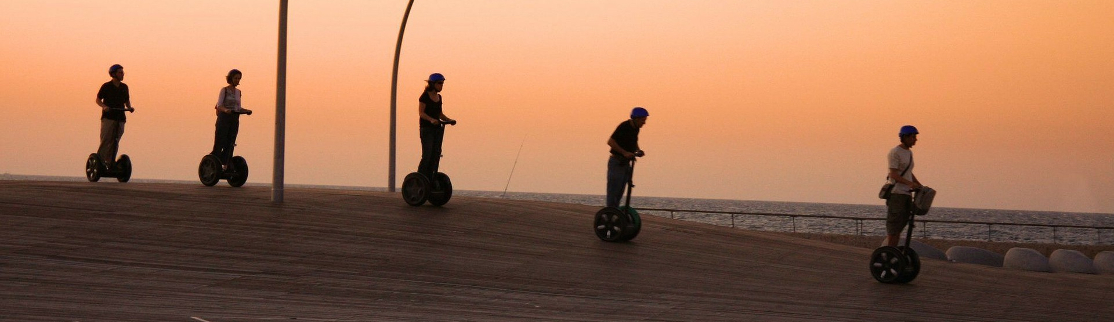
left=5, top=174, right=1113, bottom=245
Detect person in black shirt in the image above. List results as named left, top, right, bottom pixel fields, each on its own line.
left=94, top=64, right=135, bottom=167
left=417, top=73, right=456, bottom=178
left=605, top=107, right=648, bottom=208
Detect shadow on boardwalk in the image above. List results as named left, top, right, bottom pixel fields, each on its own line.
left=2, top=181, right=1112, bottom=321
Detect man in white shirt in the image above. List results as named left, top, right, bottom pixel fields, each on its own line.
left=883, top=125, right=923, bottom=247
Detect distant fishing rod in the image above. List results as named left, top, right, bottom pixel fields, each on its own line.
left=501, top=135, right=526, bottom=198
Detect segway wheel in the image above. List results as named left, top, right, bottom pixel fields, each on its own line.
left=894, top=246, right=921, bottom=284
left=618, top=206, right=642, bottom=241
left=594, top=207, right=630, bottom=242
left=227, top=156, right=249, bottom=187
left=401, top=172, right=430, bottom=206
left=198, top=155, right=222, bottom=187
left=428, top=172, right=453, bottom=206
left=870, top=246, right=909, bottom=283
left=115, top=155, right=132, bottom=183
left=85, top=154, right=102, bottom=182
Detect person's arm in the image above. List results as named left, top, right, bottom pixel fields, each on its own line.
left=911, top=173, right=921, bottom=186
left=418, top=102, right=439, bottom=125
left=608, top=138, right=634, bottom=159
left=96, top=97, right=109, bottom=111
left=889, top=168, right=922, bottom=189
left=237, top=89, right=251, bottom=114
left=96, top=86, right=109, bottom=111
left=123, top=85, right=134, bottom=112
left=215, top=88, right=231, bottom=114
left=439, top=112, right=454, bottom=124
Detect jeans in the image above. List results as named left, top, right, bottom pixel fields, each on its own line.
left=98, top=119, right=125, bottom=167
left=606, top=155, right=631, bottom=208
left=418, top=126, right=445, bottom=178
left=211, top=113, right=240, bottom=165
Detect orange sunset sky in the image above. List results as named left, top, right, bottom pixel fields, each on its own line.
left=1, top=0, right=1111, bottom=213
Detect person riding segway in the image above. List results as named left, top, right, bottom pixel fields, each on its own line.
left=869, top=125, right=936, bottom=283
left=199, top=69, right=253, bottom=187
left=594, top=107, right=649, bottom=242
left=402, top=73, right=457, bottom=206
left=87, top=64, right=135, bottom=183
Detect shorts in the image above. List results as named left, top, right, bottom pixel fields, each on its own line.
left=886, top=194, right=914, bottom=235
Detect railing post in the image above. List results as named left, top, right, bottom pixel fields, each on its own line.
left=987, top=224, right=992, bottom=242
left=1052, top=226, right=1057, bottom=244
left=731, top=214, right=735, bottom=228
left=791, top=216, right=796, bottom=233
left=922, top=222, right=927, bottom=238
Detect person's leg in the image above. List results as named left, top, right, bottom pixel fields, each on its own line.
left=212, top=116, right=230, bottom=157
left=884, top=194, right=912, bottom=246
left=429, top=127, right=445, bottom=175
left=97, top=119, right=114, bottom=166
left=222, top=117, right=240, bottom=166
left=606, top=156, right=628, bottom=208
left=418, top=127, right=435, bottom=177
left=111, top=121, right=125, bottom=167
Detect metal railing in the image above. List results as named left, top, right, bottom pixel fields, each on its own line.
left=639, top=208, right=1114, bottom=245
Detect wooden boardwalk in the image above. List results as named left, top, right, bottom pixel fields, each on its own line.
left=1, top=181, right=1112, bottom=321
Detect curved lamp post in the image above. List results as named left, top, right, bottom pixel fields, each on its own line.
left=388, top=0, right=415, bottom=192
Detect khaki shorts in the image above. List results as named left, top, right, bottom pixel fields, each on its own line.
left=886, top=194, right=914, bottom=236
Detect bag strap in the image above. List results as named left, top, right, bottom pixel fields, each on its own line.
left=888, top=152, right=913, bottom=181
left=900, top=153, right=913, bottom=177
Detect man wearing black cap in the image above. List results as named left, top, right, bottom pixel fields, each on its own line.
left=605, top=107, right=648, bottom=208
left=94, top=64, right=134, bottom=168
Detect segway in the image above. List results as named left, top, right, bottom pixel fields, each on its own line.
left=198, top=109, right=252, bottom=187
left=594, top=153, right=644, bottom=242
left=85, top=153, right=132, bottom=183
left=869, top=186, right=936, bottom=284
left=85, top=107, right=134, bottom=183
left=402, top=120, right=456, bottom=206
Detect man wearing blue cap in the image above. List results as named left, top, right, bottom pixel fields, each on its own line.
left=94, top=64, right=135, bottom=168
left=605, top=107, right=648, bottom=208
left=883, top=125, right=924, bottom=246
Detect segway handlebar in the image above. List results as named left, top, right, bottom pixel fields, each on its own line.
left=440, top=120, right=456, bottom=126
left=231, top=109, right=252, bottom=115
left=107, top=107, right=135, bottom=113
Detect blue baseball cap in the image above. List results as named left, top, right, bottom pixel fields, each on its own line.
left=631, top=107, right=649, bottom=118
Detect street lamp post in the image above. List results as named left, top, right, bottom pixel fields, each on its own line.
left=388, top=0, right=415, bottom=192
left=272, top=0, right=289, bottom=203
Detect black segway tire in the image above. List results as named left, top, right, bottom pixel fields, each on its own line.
left=894, top=246, right=921, bottom=284
left=115, top=155, right=132, bottom=183
left=870, top=246, right=909, bottom=283
left=402, top=172, right=430, bottom=206
left=227, top=156, right=249, bottom=187
left=618, top=206, right=642, bottom=241
left=594, top=207, right=630, bottom=242
left=428, top=172, right=453, bottom=206
left=85, top=153, right=102, bottom=182
left=198, top=155, right=222, bottom=187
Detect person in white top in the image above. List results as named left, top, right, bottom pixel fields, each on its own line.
left=883, top=125, right=924, bottom=247
left=211, top=69, right=252, bottom=169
